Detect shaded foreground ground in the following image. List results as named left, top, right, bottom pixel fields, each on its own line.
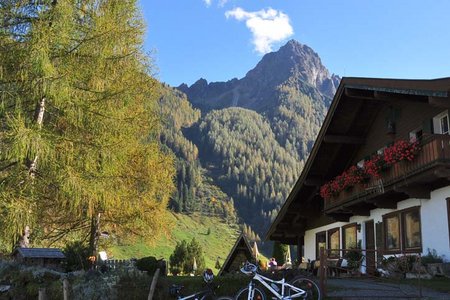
left=326, top=277, right=450, bottom=299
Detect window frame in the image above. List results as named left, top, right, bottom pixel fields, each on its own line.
left=316, top=231, right=327, bottom=260
left=342, top=223, right=358, bottom=254
left=433, top=110, right=450, bottom=134
left=409, top=127, right=423, bottom=143
left=383, top=206, right=422, bottom=254
left=327, top=227, right=340, bottom=258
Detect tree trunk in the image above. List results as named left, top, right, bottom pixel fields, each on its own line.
left=29, top=96, right=45, bottom=178
left=89, top=212, right=101, bottom=257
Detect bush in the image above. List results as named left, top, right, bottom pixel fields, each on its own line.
left=421, top=248, right=444, bottom=265
left=63, top=241, right=90, bottom=272
left=135, top=256, right=158, bottom=274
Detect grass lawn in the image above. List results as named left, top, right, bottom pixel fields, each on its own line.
left=108, top=212, right=241, bottom=270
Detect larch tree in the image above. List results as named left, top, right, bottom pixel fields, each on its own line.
left=0, top=0, right=175, bottom=254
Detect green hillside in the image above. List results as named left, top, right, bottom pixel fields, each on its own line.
left=108, top=212, right=240, bottom=270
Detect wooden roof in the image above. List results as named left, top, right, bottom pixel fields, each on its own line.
left=266, top=77, right=450, bottom=244
left=13, top=247, right=65, bottom=259
left=218, top=233, right=255, bottom=276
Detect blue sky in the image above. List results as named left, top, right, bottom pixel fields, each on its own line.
left=140, top=0, right=450, bottom=87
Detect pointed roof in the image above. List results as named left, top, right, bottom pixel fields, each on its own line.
left=218, top=233, right=256, bottom=276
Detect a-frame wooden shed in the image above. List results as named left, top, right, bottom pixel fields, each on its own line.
left=218, top=233, right=256, bottom=276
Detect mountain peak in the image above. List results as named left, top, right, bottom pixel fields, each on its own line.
left=178, top=40, right=339, bottom=111
left=244, top=40, right=338, bottom=98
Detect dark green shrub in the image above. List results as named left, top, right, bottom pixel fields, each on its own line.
left=421, top=248, right=444, bottom=265
left=63, top=241, right=90, bottom=271
left=135, top=256, right=158, bottom=274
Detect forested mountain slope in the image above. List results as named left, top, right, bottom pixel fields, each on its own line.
left=160, top=40, right=339, bottom=246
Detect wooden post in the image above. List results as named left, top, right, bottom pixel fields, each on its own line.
left=38, top=287, right=46, bottom=300
left=319, top=247, right=326, bottom=298
left=63, top=278, right=69, bottom=300
left=147, top=268, right=160, bottom=300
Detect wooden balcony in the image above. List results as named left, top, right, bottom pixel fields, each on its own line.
left=324, top=134, right=450, bottom=216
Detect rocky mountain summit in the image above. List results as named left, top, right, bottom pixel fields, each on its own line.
left=178, top=40, right=340, bottom=112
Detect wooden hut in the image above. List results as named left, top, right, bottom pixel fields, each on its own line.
left=13, top=248, right=65, bottom=271
left=218, top=233, right=256, bottom=276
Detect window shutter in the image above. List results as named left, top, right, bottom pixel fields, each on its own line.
left=375, top=221, right=384, bottom=262
left=424, top=118, right=434, bottom=134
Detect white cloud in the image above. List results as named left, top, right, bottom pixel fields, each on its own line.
left=203, top=0, right=228, bottom=7
left=225, top=7, right=294, bottom=54
left=218, top=0, right=229, bottom=7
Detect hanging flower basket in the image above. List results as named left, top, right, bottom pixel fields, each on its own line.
left=320, top=139, right=420, bottom=200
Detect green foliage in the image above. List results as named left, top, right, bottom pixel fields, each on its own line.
left=159, top=86, right=237, bottom=222
left=63, top=240, right=90, bottom=272
left=169, top=240, right=188, bottom=275
left=344, top=240, right=363, bottom=269
left=135, top=256, right=159, bottom=274
left=0, top=0, right=175, bottom=249
left=421, top=248, right=444, bottom=265
left=272, top=241, right=289, bottom=265
left=198, top=107, right=301, bottom=235
left=169, top=237, right=206, bottom=275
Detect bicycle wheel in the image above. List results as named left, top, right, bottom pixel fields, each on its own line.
left=234, top=286, right=266, bottom=300
left=288, top=276, right=321, bottom=300
left=199, top=292, right=233, bottom=300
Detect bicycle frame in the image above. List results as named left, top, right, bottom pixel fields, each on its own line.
left=247, top=272, right=306, bottom=300
left=177, top=290, right=207, bottom=300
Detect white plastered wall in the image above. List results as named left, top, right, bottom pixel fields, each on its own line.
left=304, top=186, right=450, bottom=263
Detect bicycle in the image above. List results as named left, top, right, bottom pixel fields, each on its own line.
left=169, top=269, right=233, bottom=300
left=234, top=262, right=321, bottom=300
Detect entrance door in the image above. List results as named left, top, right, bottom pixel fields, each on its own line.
left=365, top=220, right=376, bottom=275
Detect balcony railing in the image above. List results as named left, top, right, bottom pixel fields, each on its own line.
left=324, top=134, right=450, bottom=212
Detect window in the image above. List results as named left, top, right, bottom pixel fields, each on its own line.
left=441, top=115, right=449, bottom=134
left=409, top=128, right=423, bottom=143
left=385, top=214, right=401, bottom=251
left=316, top=231, right=326, bottom=259
left=342, top=223, right=358, bottom=251
left=383, top=206, right=422, bottom=253
left=433, top=111, right=450, bottom=134
left=328, top=228, right=340, bottom=258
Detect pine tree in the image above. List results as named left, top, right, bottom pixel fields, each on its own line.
left=0, top=0, right=174, bottom=252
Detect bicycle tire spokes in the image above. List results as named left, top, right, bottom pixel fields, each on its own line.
left=288, top=277, right=321, bottom=300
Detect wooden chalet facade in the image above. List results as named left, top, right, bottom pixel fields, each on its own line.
left=267, top=77, right=450, bottom=271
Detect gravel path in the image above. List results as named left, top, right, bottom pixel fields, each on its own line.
left=326, top=278, right=450, bottom=299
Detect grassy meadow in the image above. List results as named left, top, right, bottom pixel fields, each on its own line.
left=108, top=212, right=241, bottom=270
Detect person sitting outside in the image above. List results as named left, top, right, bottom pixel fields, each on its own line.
left=268, top=257, right=278, bottom=271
